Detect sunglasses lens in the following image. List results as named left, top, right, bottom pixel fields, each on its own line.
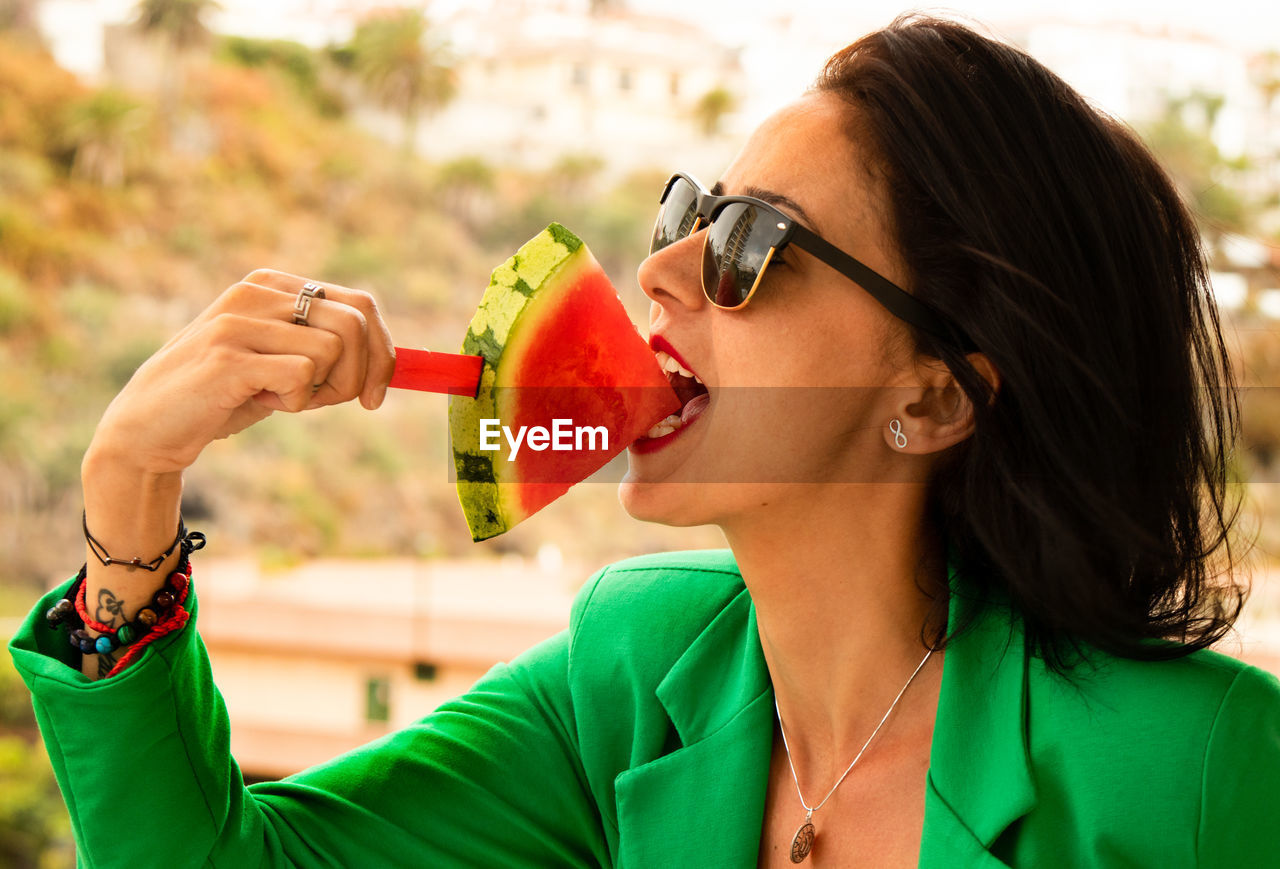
left=703, top=202, right=770, bottom=308
left=651, top=177, right=699, bottom=254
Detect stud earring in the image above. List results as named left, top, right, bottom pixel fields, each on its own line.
left=889, top=418, right=908, bottom=449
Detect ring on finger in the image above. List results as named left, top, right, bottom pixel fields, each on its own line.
left=293, top=282, right=326, bottom=326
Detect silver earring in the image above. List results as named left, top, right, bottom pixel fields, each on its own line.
left=889, top=418, right=908, bottom=449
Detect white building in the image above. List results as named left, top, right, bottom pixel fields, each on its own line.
left=1008, top=19, right=1275, bottom=189
left=389, top=0, right=746, bottom=175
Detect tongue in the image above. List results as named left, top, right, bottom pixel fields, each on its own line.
left=681, top=392, right=710, bottom=424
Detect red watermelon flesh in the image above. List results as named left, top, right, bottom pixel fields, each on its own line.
left=449, top=223, right=679, bottom=541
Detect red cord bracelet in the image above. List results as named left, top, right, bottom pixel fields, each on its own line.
left=49, top=560, right=194, bottom=677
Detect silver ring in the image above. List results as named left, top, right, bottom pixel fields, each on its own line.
left=293, top=282, right=325, bottom=326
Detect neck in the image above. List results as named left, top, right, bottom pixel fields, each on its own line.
left=723, top=483, right=948, bottom=781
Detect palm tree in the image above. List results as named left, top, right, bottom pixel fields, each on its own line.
left=131, top=0, right=221, bottom=122
left=347, top=9, right=455, bottom=156
left=62, top=89, right=150, bottom=187
left=692, top=86, right=736, bottom=138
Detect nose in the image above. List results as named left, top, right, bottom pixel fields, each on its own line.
left=638, top=227, right=707, bottom=314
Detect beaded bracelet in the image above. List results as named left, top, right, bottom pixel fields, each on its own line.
left=46, top=556, right=195, bottom=678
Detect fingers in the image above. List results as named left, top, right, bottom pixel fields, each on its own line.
left=238, top=353, right=321, bottom=413
left=205, top=313, right=344, bottom=396
left=240, top=269, right=396, bottom=409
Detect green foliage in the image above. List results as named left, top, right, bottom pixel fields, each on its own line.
left=220, top=35, right=316, bottom=86
left=105, top=335, right=164, bottom=390
left=217, top=35, right=345, bottom=118
left=436, top=156, right=495, bottom=192
left=60, top=89, right=151, bottom=187
left=323, top=237, right=397, bottom=288
left=132, top=0, right=221, bottom=50
left=1139, top=92, right=1251, bottom=243
left=0, top=36, right=83, bottom=162
left=692, top=86, right=737, bottom=137
left=346, top=9, right=455, bottom=151
left=0, top=266, right=34, bottom=334
left=0, top=200, right=73, bottom=282
left=0, top=148, right=52, bottom=197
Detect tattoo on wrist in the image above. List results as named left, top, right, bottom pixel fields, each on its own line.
left=95, top=588, right=125, bottom=627
left=97, top=649, right=118, bottom=679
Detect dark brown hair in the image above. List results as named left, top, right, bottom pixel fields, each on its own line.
left=816, top=16, right=1248, bottom=673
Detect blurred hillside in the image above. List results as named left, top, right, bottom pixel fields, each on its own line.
left=4, top=16, right=1280, bottom=598
left=0, top=29, right=723, bottom=593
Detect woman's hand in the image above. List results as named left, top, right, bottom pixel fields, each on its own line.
left=89, top=269, right=396, bottom=476
left=76, top=271, right=396, bottom=680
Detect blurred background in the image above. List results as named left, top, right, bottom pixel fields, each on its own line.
left=2, top=0, right=1280, bottom=864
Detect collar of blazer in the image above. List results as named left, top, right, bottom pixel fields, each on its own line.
left=612, top=555, right=1035, bottom=868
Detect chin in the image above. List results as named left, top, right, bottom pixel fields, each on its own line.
left=616, top=475, right=717, bottom=528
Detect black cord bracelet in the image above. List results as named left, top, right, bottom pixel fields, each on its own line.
left=82, top=511, right=206, bottom=571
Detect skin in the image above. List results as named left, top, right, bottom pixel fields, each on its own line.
left=620, top=92, right=999, bottom=866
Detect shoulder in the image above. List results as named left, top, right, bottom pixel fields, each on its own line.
left=1020, top=640, right=1280, bottom=860
left=973, top=621, right=1280, bottom=866
left=1029, top=643, right=1279, bottom=740
left=571, top=549, right=745, bottom=626
left=569, top=549, right=746, bottom=641
left=566, top=548, right=747, bottom=680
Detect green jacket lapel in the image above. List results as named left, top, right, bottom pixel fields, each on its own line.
left=614, top=587, right=774, bottom=867
left=920, top=564, right=1037, bottom=866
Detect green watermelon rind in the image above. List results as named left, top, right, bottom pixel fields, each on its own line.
left=449, top=223, right=590, bottom=541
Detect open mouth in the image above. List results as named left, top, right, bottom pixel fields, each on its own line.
left=647, top=349, right=710, bottom=439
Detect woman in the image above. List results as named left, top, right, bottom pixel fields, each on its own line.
left=10, top=16, right=1280, bottom=868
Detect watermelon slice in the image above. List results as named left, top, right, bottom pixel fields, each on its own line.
left=449, top=223, right=679, bottom=541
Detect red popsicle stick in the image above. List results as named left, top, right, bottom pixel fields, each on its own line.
left=389, top=348, right=483, bottom=397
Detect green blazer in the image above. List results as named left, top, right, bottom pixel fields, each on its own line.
left=10, top=549, right=1280, bottom=867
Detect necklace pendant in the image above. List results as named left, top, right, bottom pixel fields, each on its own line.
left=789, top=810, right=816, bottom=863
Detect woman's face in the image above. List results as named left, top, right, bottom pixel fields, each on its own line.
left=620, top=91, right=921, bottom=527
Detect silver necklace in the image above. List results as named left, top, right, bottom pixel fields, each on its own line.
left=773, top=648, right=934, bottom=864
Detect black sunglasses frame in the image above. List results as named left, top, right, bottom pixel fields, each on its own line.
left=652, top=172, right=976, bottom=352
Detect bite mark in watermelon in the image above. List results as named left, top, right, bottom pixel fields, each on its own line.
left=449, top=223, right=680, bottom=541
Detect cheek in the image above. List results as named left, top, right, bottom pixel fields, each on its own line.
left=715, top=387, right=878, bottom=473
left=715, top=301, right=893, bottom=390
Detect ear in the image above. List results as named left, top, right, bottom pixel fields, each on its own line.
left=885, top=353, right=1000, bottom=455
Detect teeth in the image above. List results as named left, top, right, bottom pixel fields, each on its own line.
left=654, top=348, right=704, bottom=384
left=645, top=413, right=683, bottom=439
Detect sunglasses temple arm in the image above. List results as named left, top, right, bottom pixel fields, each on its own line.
left=789, top=224, right=976, bottom=351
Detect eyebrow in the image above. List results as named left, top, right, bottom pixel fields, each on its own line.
left=709, top=180, right=820, bottom=233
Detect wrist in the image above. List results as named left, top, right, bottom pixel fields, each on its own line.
left=82, top=442, right=184, bottom=496
left=81, top=445, right=184, bottom=559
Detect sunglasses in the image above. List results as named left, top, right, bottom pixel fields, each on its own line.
left=650, top=172, right=975, bottom=351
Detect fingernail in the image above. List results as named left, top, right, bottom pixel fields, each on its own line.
left=373, top=382, right=388, bottom=409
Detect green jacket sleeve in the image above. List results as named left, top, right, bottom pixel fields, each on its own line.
left=1196, top=663, right=1280, bottom=867
left=9, top=574, right=611, bottom=868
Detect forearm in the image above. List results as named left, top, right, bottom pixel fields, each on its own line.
left=79, top=442, right=185, bottom=680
